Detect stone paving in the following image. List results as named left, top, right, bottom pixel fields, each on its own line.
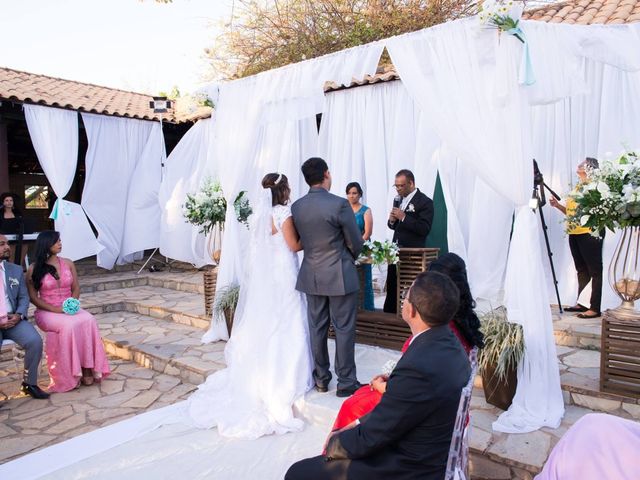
left=0, top=357, right=196, bottom=465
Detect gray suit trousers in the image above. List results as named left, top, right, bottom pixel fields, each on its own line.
left=0, top=320, right=43, bottom=385
left=306, top=292, right=358, bottom=390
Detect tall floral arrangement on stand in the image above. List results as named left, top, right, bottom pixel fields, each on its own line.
left=567, top=151, right=640, bottom=311
left=357, top=240, right=399, bottom=266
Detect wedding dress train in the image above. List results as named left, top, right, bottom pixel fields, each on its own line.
left=187, top=194, right=314, bottom=439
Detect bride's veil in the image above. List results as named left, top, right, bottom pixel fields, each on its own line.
left=224, top=187, right=275, bottom=366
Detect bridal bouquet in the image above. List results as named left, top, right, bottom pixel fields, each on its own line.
left=478, top=0, right=525, bottom=42
left=183, top=178, right=253, bottom=234
left=62, top=297, right=80, bottom=315
left=358, top=240, right=399, bottom=266
left=567, top=151, right=640, bottom=234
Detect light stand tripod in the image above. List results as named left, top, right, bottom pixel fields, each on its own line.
left=531, top=159, right=564, bottom=314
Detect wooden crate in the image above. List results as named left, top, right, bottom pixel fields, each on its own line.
left=354, top=310, right=411, bottom=350
left=600, top=310, right=640, bottom=398
left=396, top=248, right=440, bottom=319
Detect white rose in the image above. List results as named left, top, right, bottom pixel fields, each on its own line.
left=597, top=182, right=610, bottom=195
left=580, top=215, right=590, bottom=226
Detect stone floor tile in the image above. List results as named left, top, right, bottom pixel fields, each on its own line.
left=153, top=374, right=181, bottom=392
left=87, top=407, right=136, bottom=423
left=50, top=385, right=102, bottom=405
left=562, top=350, right=600, bottom=368
left=121, top=390, right=162, bottom=409
left=125, top=378, right=154, bottom=391
left=100, top=379, right=125, bottom=395
left=622, top=402, right=640, bottom=418
left=0, top=435, right=56, bottom=463
left=87, top=390, right=139, bottom=409
left=571, top=393, right=621, bottom=412
left=0, top=422, right=17, bottom=438
left=13, top=404, right=74, bottom=430
left=469, top=453, right=511, bottom=480
left=45, top=412, right=87, bottom=435
left=487, top=430, right=551, bottom=470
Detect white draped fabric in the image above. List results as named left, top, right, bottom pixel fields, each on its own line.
left=159, top=118, right=214, bottom=267
left=201, top=41, right=385, bottom=343
left=23, top=105, right=101, bottom=260
left=386, top=18, right=564, bottom=433
left=81, top=114, right=165, bottom=269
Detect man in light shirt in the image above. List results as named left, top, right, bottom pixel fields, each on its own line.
left=0, top=234, right=48, bottom=399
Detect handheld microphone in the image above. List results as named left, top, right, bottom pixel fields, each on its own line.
left=393, top=195, right=402, bottom=209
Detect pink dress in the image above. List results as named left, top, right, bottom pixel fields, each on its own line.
left=34, top=258, right=110, bottom=392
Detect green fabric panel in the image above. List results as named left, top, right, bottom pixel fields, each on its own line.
left=425, top=172, right=448, bottom=253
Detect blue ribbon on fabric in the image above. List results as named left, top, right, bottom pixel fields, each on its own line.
left=506, top=26, right=536, bottom=86
left=49, top=198, right=71, bottom=220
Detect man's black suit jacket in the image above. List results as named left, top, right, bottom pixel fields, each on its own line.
left=325, top=324, right=471, bottom=480
left=388, top=189, right=434, bottom=248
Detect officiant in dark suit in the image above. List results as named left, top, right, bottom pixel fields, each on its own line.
left=285, top=271, right=471, bottom=480
left=383, top=170, right=434, bottom=313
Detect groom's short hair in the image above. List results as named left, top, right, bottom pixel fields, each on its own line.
left=408, top=271, right=459, bottom=327
left=301, top=157, right=328, bottom=186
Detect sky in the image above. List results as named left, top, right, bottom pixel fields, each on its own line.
left=0, top=0, right=235, bottom=95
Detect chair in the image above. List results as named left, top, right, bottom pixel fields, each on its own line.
left=445, top=347, right=479, bottom=480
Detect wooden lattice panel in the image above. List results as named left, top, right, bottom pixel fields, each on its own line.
left=397, top=248, right=440, bottom=319
left=354, top=311, right=410, bottom=350
left=600, top=310, right=640, bottom=398
left=203, top=266, right=218, bottom=318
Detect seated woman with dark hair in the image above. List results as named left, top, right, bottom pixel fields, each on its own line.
left=328, top=252, right=483, bottom=433
left=0, top=192, right=24, bottom=265
left=26, top=231, right=110, bottom=392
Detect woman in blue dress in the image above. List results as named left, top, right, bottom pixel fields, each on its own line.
left=346, top=182, right=374, bottom=310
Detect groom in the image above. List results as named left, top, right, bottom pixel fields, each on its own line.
left=292, top=157, right=364, bottom=397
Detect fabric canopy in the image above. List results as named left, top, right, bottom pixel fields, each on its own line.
left=23, top=105, right=101, bottom=260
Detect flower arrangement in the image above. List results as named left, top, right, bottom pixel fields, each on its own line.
left=62, top=297, right=81, bottom=315
left=183, top=178, right=253, bottom=234
left=478, top=0, right=525, bottom=42
left=357, top=240, right=399, bottom=266
left=567, top=151, right=640, bottom=234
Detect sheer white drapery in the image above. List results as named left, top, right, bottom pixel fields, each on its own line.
left=81, top=113, right=165, bottom=269
left=23, top=105, right=101, bottom=260
left=201, top=41, right=385, bottom=343
left=159, top=118, right=214, bottom=267
left=387, top=18, right=564, bottom=433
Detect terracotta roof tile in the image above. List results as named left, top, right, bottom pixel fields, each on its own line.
left=523, top=0, right=640, bottom=24
left=0, top=66, right=197, bottom=124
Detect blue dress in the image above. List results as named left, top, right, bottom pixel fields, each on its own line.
left=354, top=205, right=375, bottom=311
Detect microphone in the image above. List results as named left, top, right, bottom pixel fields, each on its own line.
left=393, top=195, right=402, bottom=209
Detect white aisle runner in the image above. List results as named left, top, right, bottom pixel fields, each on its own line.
left=1, top=341, right=401, bottom=480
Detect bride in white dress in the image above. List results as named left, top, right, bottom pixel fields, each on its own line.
left=187, top=173, right=314, bottom=439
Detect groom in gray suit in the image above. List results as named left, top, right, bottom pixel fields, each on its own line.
left=0, top=234, right=49, bottom=399
left=292, top=158, right=364, bottom=397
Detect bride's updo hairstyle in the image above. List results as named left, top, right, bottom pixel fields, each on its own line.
left=262, top=173, right=291, bottom=206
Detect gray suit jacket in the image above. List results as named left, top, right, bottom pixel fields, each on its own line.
left=3, top=262, right=29, bottom=320
left=292, top=187, right=364, bottom=296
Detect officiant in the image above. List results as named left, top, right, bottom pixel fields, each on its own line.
left=383, top=170, right=433, bottom=313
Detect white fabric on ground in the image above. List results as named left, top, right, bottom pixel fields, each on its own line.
left=23, top=105, right=101, bottom=260
left=0, top=341, right=400, bottom=480
left=159, top=118, right=213, bottom=267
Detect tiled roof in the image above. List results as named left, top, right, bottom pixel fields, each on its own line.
left=523, top=0, right=640, bottom=24
left=327, top=0, right=640, bottom=91
left=0, top=67, right=197, bottom=124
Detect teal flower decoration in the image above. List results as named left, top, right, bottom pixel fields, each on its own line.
left=62, top=297, right=81, bottom=315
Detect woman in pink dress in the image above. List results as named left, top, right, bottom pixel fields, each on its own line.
left=26, top=231, right=110, bottom=392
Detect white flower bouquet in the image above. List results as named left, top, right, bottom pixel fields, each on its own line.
left=357, top=240, right=399, bottom=266
left=567, top=151, right=640, bottom=234
left=381, top=360, right=398, bottom=377
left=478, top=0, right=525, bottom=42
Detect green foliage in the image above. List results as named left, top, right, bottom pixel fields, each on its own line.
left=477, top=308, right=524, bottom=382
left=214, top=284, right=241, bottom=320
left=358, top=240, right=399, bottom=266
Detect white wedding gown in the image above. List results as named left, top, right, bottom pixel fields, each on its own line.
left=187, top=200, right=314, bottom=439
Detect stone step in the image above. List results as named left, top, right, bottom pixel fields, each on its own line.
left=96, top=311, right=225, bottom=386
left=81, top=285, right=210, bottom=330
left=74, top=257, right=198, bottom=277
left=79, top=270, right=205, bottom=295
left=553, top=309, right=601, bottom=350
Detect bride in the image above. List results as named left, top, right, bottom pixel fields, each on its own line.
left=187, top=173, right=314, bottom=439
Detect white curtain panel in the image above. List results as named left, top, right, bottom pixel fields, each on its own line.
left=387, top=18, right=564, bottom=433
left=81, top=113, right=162, bottom=269
left=120, top=121, right=166, bottom=263
left=159, top=118, right=214, bottom=267
left=23, top=105, right=101, bottom=260
left=201, top=41, right=385, bottom=343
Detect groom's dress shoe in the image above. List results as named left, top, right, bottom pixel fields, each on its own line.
left=336, top=382, right=363, bottom=398
left=315, top=384, right=329, bottom=393
left=21, top=382, right=50, bottom=399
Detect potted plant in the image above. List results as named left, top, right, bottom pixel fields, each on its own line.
left=478, top=308, right=524, bottom=410
left=214, top=284, right=240, bottom=336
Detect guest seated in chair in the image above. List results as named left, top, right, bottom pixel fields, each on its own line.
left=286, top=270, right=471, bottom=480
left=535, top=413, right=640, bottom=480
left=0, top=234, right=49, bottom=399
left=329, top=252, right=483, bottom=434
left=26, top=231, right=110, bottom=392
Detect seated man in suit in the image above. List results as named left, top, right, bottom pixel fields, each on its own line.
left=0, top=234, right=49, bottom=399
left=384, top=169, right=434, bottom=313
left=286, top=271, right=471, bottom=480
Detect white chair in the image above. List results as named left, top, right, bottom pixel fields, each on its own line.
left=444, top=347, right=479, bottom=480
